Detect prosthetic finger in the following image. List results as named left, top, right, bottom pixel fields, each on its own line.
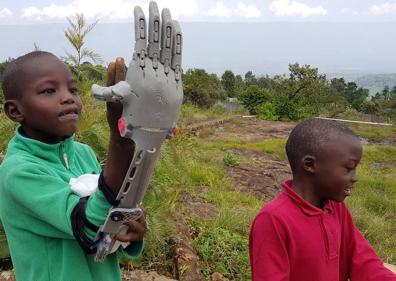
left=148, top=1, right=160, bottom=70
left=171, top=20, right=182, bottom=82
left=91, top=81, right=132, bottom=102
left=160, top=8, right=173, bottom=74
left=134, top=6, right=147, bottom=68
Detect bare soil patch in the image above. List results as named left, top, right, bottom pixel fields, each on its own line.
left=208, top=118, right=295, bottom=142
left=228, top=149, right=291, bottom=200
left=179, top=191, right=218, bottom=220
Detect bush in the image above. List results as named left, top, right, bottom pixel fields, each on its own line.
left=223, top=152, right=240, bottom=167
left=239, top=85, right=273, bottom=115
left=257, top=102, right=278, bottom=120
left=183, top=69, right=226, bottom=108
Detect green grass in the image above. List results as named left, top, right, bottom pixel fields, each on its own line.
left=347, top=145, right=396, bottom=264
left=348, top=123, right=396, bottom=143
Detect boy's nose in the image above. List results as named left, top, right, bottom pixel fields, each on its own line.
left=60, top=90, right=75, bottom=104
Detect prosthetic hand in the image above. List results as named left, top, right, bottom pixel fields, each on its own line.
left=91, top=1, right=183, bottom=262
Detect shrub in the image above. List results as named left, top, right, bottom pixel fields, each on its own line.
left=239, top=85, right=273, bottom=115
left=257, top=102, right=278, bottom=120
left=223, top=152, right=240, bottom=167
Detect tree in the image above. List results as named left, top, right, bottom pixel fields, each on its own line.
left=183, top=69, right=226, bottom=107
left=330, top=78, right=369, bottom=111
left=64, top=13, right=102, bottom=68
left=244, top=71, right=256, bottom=85
left=274, top=63, right=330, bottom=120
left=381, top=86, right=391, bottom=101
left=239, top=85, right=273, bottom=115
left=221, top=70, right=236, bottom=97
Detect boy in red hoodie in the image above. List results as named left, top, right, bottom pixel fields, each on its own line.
left=249, top=119, right=396, bottom=281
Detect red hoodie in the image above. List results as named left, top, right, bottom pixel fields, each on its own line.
left=249, top=180, right=396, bottom=281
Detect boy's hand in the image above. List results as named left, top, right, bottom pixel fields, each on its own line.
left=106, top=58, right=127, bottom=139
left=114, top=215, right=147, bottom=242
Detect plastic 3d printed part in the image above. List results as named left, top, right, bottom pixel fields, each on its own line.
left=91, top=1, right=183, bottom=262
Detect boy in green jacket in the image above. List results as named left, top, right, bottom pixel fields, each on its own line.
left=0, top=52, right=146, bottom=281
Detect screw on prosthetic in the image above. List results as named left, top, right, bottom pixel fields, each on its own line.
left=91, top=1, right=183, bottom=262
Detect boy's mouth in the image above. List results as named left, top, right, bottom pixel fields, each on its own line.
left=59, top=108, right=79, bottom=120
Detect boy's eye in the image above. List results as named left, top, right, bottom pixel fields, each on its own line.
left=39, top=88, right=55, bottom=95
left=345, top=166, right=355, bottom=172
left=70, top=88, right=79, bottom=95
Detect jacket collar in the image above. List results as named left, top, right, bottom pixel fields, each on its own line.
left=6, top=127, right=76, bottom=168
left=283, top=179, right=333, bottom=216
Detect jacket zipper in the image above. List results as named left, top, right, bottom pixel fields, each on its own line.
left=60, top=142, right=69, bottom=169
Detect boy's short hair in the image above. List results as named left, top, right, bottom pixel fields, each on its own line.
left=286, top=119, right=358, bottom=172
left=2, top=51, right=56, bottom=100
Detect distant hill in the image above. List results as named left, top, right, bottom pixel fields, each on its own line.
left=327, top=73, right=396, bottom=95
left=354, top=74, right=396, bottom=95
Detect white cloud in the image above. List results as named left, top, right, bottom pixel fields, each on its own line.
left=207, top=1, right=261, bottom=19
left=370, top=2, right=396, bottom=15
left=0, top=8, right=13, bottom=18
left=21, top=0, right=200, bottom=21
left=235, top=2, right=261, bottom=18
left=269, top=0, right=327, bottom=17
left=208, top=2, right=232, bottom=18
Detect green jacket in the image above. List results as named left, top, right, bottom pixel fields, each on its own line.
left=0, top=130, right=143, bottom=281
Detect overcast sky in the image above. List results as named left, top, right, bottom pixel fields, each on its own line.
left=0, top=0, right=396, bottom=24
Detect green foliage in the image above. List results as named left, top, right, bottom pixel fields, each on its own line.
left=0, top=111, right=17, bottom=162
left=330, top=78, right=369, bottom=111
left=0, top=58, right=14, bottom=105
left=0, top=88, right=4, bottom=105
left=223, top=152, right=240, bottom=167
left=239, top=85, right=273, bottom=115
left=244, top=71, right=256, bottom=85
left=221, top=70, right=236, bottom=97
left=347, top=145, right=396, bottom=263
left=63, top=13, right=102, bottom=68
left=360, top=100, right=379, bottom=114
left=257, top=102, right=278, bottom=120
left=273, top=63, right=329, bottom=120
left=370, top=85, right=396, bottom=120
left=183, top=69, right=226, bottom=108
left=192, top=226, right=249, bottom=280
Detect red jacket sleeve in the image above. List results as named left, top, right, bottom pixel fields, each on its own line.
left=249, top=211, right=290, bottom=281
left=344, top=207, right=396, bottom=281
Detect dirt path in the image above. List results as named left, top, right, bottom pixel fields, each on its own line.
left=209, top=118, right=294, bottom=199
left=208, top=118, right=295, bottom=142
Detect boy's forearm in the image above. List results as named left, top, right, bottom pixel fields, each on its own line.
left=103, top=135, right=134, bottom=195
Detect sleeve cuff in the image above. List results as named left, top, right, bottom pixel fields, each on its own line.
left=121, top=240, right=144, bottom=260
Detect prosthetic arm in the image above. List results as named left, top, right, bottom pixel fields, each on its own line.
left=91, top=1, right=183, bottom=262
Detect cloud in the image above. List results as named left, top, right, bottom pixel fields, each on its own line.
left=21, top=0, right=199, bottom=21
left=269, top=0, right=327, bottom=17
left=370, top=2, right=396, bottom=15
left=207, top=1, right=261, bottom=19
left=208, top=2, right=232, bottom=18
left=0, top=8, right=13, bottom=18
left=235, top=2, right=261, bottom=18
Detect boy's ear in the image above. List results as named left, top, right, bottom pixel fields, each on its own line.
left=302, top=155, right=316, bottom=174
left=4, top=100, right=24, bottom=123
